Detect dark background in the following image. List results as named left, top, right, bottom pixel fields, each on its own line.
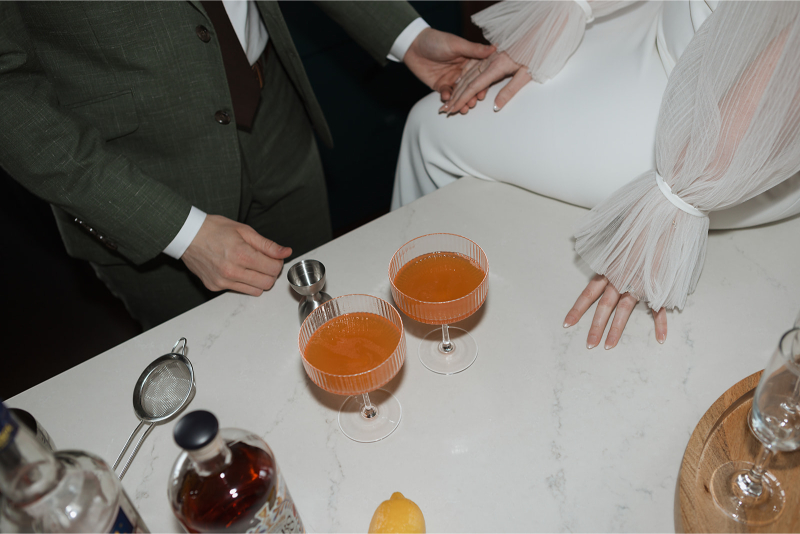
left=1, top=2, right=491, bottom=399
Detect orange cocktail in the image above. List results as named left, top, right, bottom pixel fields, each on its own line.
left=389, top=234, right=488, bottom=375
left=299, top=294, right=406, bottom=442
left=393, top=251, right=486, bottom=324
left=303, top=312, right=401, bottom=394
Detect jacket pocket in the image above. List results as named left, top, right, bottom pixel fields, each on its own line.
left=62, top=90, right=139, bottom=141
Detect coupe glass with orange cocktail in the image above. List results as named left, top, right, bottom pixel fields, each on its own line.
left=299, top=294, right=406, bottom=443
left=389, top=234, right=488, bottom=375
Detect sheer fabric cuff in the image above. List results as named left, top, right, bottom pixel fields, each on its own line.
left=472, top=1, right=587, bottom=83
left=472, top=1, right=635, bottom=83
left=574, top=171, right=710, bottom=311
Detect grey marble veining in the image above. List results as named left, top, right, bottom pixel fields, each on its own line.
left=8, top=177, right=800, bottom=532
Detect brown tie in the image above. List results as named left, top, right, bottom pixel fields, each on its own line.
left=201, top=0, right=261, bottom=130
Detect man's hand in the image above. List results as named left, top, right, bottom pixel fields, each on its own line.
left=563, top=274, right=668, bottom=349
left=181, top=215, right=292, bottom=296
left=442, top=51, right=532, bottom=115
left=403, top=28, right=495, bottom=105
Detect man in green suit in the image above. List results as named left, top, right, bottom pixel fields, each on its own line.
left=0, top=1, right=492, bottom=328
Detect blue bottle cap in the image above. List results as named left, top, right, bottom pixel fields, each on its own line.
left=173, top=410, right=219, bottom=450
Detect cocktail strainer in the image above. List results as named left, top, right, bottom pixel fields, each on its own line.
left=112, top=338, right=195, bottom=479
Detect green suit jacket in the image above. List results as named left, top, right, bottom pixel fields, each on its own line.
left=0, top=1, right=418, bottom=265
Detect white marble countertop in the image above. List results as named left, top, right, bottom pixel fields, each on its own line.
left=8, top=176, right=800, bottom=532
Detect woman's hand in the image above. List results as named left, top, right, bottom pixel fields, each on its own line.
left=563, top=274, right=667, bottom=349
left=440, top=51, right=532, bottom=115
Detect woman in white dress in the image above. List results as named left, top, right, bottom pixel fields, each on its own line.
left=392, top=1, right=800, bottom=349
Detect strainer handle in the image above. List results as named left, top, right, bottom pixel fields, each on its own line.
left=112, top=420, right=144, bottom=471
left=118, top=423, right=156, bottom=480
left=172, top=337, right=187, bottom=355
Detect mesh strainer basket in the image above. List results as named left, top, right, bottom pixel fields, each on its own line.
left=112, top=338, right=195, bottom=479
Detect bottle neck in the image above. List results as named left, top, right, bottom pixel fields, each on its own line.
left=187, top=434, right=232, bottom=476
left=0, top=417, right=60, bottom=505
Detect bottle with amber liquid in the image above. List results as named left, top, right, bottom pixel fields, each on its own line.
left=168, top=411, right=303, bottom=533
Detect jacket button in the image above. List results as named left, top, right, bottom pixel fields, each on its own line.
left=196, top=25, right=211, bottom=43
left=214, top=110, right=231, bottom=125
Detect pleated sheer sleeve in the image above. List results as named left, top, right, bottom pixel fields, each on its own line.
left=574, top=2, right=800, bottom=312
left=472, top=0, right=633, bottom=83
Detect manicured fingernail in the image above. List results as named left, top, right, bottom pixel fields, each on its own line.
left=604, top=343, right=612, bottom=350
left=587, top=342, right=597, bottom=349
left=563, top=322, right=571, bottom=328
left=657, top=336, right=665, bottom=344
left=493, top=105, right=500, bottom=112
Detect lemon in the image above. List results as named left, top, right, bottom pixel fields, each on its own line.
left=368, top=492, right=426, bottom=533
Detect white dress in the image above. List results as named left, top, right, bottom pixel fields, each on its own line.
left=393, top=1, right=800, bottom=310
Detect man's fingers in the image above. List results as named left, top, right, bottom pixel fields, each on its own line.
left=587, top=286, right=620, bottom=349
left=605, top=293, right=638, bottom=350
left=227, top=280, right=265, bottom=297
left=450, top=37, right=495, bottom=60
left=435, top=58, right=478, bottom=103
left=493, top=68, right=532, bottom=111
left=235, top=262, right=279, bottom=291
left=240, top=226, right=291, bottom=259
left=653, top=307, right=668, bottom=344
left=564, top=274, right=608, bottom=328
left=210, top=257, right=280, bottom=294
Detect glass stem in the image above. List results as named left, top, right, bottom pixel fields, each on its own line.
left=441, top=324, right=453, bottom=353
left=361, top=393, right=377, bottom=419
left=735, top=445, right=774, bottom=499
left=792, top=377, right=800, bottom=409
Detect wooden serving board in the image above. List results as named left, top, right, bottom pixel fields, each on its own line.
left=675, top=370, right=800, bottom=532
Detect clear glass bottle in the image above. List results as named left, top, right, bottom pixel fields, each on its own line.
left=168, top=410, right=304, bottom=533
left=0, top=401, right=148, bottom=533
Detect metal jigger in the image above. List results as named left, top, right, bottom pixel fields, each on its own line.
left=287, top=259, right=332, bottom=324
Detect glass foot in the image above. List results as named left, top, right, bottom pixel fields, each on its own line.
left=710, top=461, right=785, bottom=525
left=338, top=389, right=401, bottom=443
left=419, top=327, right=477, bottom=375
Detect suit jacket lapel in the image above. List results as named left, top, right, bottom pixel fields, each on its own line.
left=187, top=0, right=208, bottom=18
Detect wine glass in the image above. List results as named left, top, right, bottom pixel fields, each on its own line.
left=710, top=326, right=800, bottom=525
left=299, top=294, right=406, bottom=443
left=389, top=233, right=488, bottom=375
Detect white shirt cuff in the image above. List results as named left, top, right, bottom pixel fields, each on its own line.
left=163, top=206, right=207, bottom=259
left=387, top=18, right=429, bottom=63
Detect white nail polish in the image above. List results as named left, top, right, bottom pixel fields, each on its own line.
left=563, top=322, right=571, bottom=328
left=493, top=105, right=500, bottom=112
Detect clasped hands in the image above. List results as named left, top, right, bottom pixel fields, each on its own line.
left=435, top=49, right=669, bottom=347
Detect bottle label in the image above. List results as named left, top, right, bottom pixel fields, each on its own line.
left=0, top=406, right=19, bottom=453
left=247, top=475, right=304, bottom=533
left=110, top=507, right=135, bottom=533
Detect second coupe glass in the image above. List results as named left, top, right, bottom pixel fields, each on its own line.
left=389, top=233, right=488, bottom=375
